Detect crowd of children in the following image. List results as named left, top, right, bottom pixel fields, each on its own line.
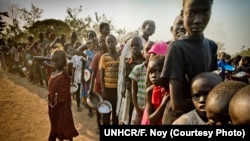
left=0, top=0, right=250, bottom=140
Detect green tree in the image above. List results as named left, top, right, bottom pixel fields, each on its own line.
left=19, top=4, right=43, bottom=30
left=7, top=4, right=22, bottom=39
left=0, top=11, right=18, bottom=40
left=28, top=19, right=71, bottom=40
left=91, top=12, right=113, bottom=35
left=234, top=46, right=250, bottom=57
left=64, top=6, right=127, bottom=44
left=114, top=27, right=126, bottom=45
left=0, top=12, right=9, bottom=33
left=0, top=3, right=29, bottom=40
left=90, top=12, right=126, bottom=44
left=64, top=5, right=91, bottom=42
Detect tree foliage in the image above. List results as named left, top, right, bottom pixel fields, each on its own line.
left=2, top=3, right=128, bottom=44
left=64, top=5, right=91, bottom=42
left=234, top=46, right=250, bottom=58
left=0, top=12, right=9, bottom=33
left=216, top=41, right=250, bottom=58
left=28, top=19, right=71, bottom=39
left=19, top=4, right=43, bottom=29
left=89, top=12, right=126, bottom=44
left=114, top=27, right=127, bottom=44
left=64, top=6, right=127, bottom=44
left=91, top=12, right=113, bottom=35
left=7, top=4, right=22, bottom=38
left=240, top=48, right=250, bottom=57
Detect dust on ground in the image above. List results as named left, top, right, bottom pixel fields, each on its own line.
left=0, top=68, right=100, bottom=141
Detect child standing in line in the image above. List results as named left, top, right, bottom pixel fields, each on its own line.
left=160, top=0, right=218, bottom=124
left=143, top=40, right=155, bottom=87
left=99, top=35, right=120, bottom=125
left=217, top=52, right=230, bottom=81
left=116, top=31, right=139, bottom=122
left=81, top=38, right=97, bottom=116
left=172, top=72, right=222, bottom=125
left=206, top=81, right=247, bottom=125
left=121, top=20, right=156, bottom=60
left=64, top=32, right=78, bottom=60
left=120, top=35, right=145, bottom=125
left=87, top=35, right=108, bottom=133
left=117, top=20, right=155, bottom=119
left=98, top=22, right=110, bottom=37
left=33, top=49, right=78, bottom=141
left=148, top=41, right=168, bottom=58
left=229, top=85, right=250, bottom=125
left=73, top=31, right=98, bottom=116
left=167, top=13, right=186, bottom=44
left=129, top=40, right=155, bottom=125
left=77, top=25, right=109, bottom=121
left=71, top=49, right=86, bottom=112
left=141, top=55, right=169, bottom=125
left=88, top=35, right=108, bottom=96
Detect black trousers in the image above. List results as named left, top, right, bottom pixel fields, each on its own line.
left=102, top=88, right=119, bottom=125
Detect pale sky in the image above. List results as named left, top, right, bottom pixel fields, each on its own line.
left=0, top=0, right=250, bottom=55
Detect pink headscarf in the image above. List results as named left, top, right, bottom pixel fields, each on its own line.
left=148, top=41, right=168, bottom=56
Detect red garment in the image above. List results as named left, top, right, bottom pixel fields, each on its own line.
left=152, top=86, right=166, bottom=109
left=90, top=52, right=102, bottom=83
left=141, top=86, right=168, bottom=125
left=152, top=86, right=168, bottom=125
left=48, top=69, right=78, bottom=140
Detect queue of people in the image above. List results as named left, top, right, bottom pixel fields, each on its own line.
left=0, top=0, right=250, bottom=141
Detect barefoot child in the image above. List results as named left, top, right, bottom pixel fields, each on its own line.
left=33, top=49, right=79, bottom=141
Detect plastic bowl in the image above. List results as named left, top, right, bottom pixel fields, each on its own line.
left=224, top=65, right=235, bottom=71
left=87, top=92, right=103, bottom=108
left=70, top=83, right=78, bottom=94
left=97, top=100, right=112, bottom=114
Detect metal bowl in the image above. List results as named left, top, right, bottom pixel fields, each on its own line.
left=97, top=100, right=112, bottom=114
left=27, top=59, right=33, bottom=66
left=70, top=83, right=78, bottom=94
left=22, top=67, right=27, bottom=73
left=232, top=71, right=247, bottom=78
left=87, top=92, right=103, bottom=108
left=84, top=69, right=91, bottom=81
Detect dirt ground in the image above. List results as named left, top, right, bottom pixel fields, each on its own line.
left=0, top=68, right=99, bottom=141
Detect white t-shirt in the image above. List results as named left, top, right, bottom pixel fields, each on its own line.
left=71, top=55, right=83, bottom=83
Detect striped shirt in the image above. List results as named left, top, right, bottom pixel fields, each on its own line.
left=129, top=61, right=147, bottom=108
left=99, top=53, right=120, bottom=88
